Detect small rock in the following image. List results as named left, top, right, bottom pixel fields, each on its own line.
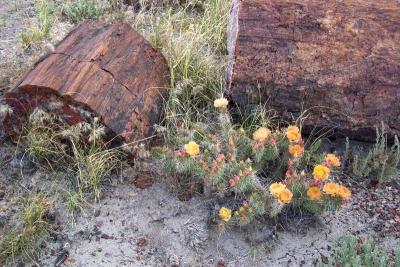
left=131, top=224, right=139, bottom=232
left=101, top=233, right=113, bottom=239
left=137, top=236, right=147, bottom=247
left=168, top=254, right=180, bottom=267
left=10, top=153, right=36, bottom=174
left=0, top=211, right=8, bottom=226
left=54, top=250, right=69, bottom=267
left=94, top=209, right=101, bottom=217
left=134, top=172, right=154, bottom=189
left=217, top=259, right=225, bottom=267
left=93, top=225, right=102, bottom=236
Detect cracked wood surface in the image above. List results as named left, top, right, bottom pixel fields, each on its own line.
left=227, top=0, right=400, bottom=141
left=4, top=22, right=170, bottom=146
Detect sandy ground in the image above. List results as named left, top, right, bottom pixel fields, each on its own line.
left=0, top=142, right=397, bottom=267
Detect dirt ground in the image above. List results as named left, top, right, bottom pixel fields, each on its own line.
left=0, top=1, right=399, bottom=266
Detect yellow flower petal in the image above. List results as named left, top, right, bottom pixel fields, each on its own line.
left=269, top=182, right=286, bottom=197
left=219, top=207, right=232, bottom=222
left=184, top=141, right=200, bottom=156
left=214, top=98, right=229, bottom=109
left=313, top=165, right=330, bottom=181
left=253, top=127, right=271, bottom=142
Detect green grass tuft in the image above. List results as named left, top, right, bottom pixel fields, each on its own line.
left=21, top=0, right=55, bottom=48
left=62, top=0, right=100, bottom=23
left=0, top=194, right=52, bottom=263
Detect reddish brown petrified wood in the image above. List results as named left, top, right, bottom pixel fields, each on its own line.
left=227, top=0, right=400, bottom=140
left=3, top=22, right=170, bottom=146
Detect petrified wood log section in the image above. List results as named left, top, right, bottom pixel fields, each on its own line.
left=227, top=0, right=400, bottom=140
left=3, top=22, right=170, bottom=145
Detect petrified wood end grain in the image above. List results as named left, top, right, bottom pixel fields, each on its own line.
left=228, top=0, right=400, bottom=141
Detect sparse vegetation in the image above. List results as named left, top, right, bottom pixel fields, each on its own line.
left=62, top=0, right=100, bottom=23
left=351, top=124, right=400, bottom=184
left=21, top=0, right=55, bottom=48
left=317, top=234, right=398, bottom=267
left=0, top=194, right=52, bottom=263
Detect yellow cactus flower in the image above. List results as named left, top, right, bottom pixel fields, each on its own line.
left=313, top=165, right=330, bottom=181
left=269, top=182, right=286, bottom=197
left=288, top=144, right=303, bottom=157
left=286, top=125, right=301, bottom=142
left=219, top=207, right=232, bottom=222
left=277, top=188, right=293, bottom=204
left=184, top=141, right=200, bottom=156
left=325, top=153, right=341, bottom=167
left=214, top=98, right=229, bottom=109
left=253, top=127, right=271, bottom=142
left=307, top=187, right=322, bottom=200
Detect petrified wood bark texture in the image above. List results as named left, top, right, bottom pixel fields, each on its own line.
left=227, top=0, right=400, bottom=140
left=3, top=21, right=170, bottom=145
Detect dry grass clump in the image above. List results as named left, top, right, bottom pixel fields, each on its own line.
left=71, top=137, right=125, bottom=201
left=21, top=107, right=125, bottom=204
left=350, top=125, right=400, bottom=184
left=130, top=0, right=230, bottom=145
left=0, top=194, right=52, bottom=264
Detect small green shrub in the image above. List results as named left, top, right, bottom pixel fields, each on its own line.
left=317, top=234, right=397, bottom=267
left=21, top=0, right=55, bottom=48
left=351, top=124, right=400, bottom=184
left=63, top=0, right=100, bottom=23
left=0, top=15, right=6, bottom=28
left=0, top=194, right=51, bottom=263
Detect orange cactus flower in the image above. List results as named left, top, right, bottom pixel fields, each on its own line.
left=289, top=144, right=303, bottom=157
left=277, top=188, right=293, bottom=204
left=307, top=186, right=322, bottom=200
left=323, top=182, right=341, bottom=196
left=325, top=153, right=341, bottom=167
left=286, top=125, right=301, bottom=142
left=338, top=185, right=351, bottom=200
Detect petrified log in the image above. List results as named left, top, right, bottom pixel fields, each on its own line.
left=2, top=22, right=170, bottom=147
left=227, top=0, right=400, bottom=141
